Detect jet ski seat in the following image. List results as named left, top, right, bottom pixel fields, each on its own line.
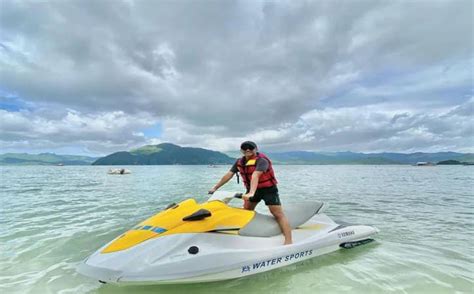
left=238, top=201, right=324, bottom=237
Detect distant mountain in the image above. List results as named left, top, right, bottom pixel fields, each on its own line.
left=0, top=153, right=97, bottom=165
left=92, top=143, right=235, bottom=165
left=266, top=151, right=473, bottom=165
left=437, top=157, right=474, bottom=165
left=267, top=151, right=398, bottom=164
left=2, top=147, right=472, bottom=166
left=437, top=160, right=462, bottom=165
left=455, top=154, right=474, bottom=163
left=370, top=152, right=471, bottom=164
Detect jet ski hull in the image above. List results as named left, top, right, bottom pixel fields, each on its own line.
left=77, top=213, right=378, bottom=285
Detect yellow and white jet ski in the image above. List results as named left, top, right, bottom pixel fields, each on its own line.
left=77, top=191, right=378, bottom=285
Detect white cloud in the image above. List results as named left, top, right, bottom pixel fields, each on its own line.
left=0, top=0, right=472, bottom=154
left=0, top=109, right=157, bottom=153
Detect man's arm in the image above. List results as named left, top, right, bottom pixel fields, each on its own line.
left=209, top=171, right=235, bottom=193
left=243, top=171, right=263, bottom=200
left=242, top=157, right=269, bottom=200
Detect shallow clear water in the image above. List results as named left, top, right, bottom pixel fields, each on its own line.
left=0, top=165, right=473, bottom=293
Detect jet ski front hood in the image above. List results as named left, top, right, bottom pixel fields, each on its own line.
left=78, top=232, right=242, bottom=283
left=101, top=198, right=255, bottom=253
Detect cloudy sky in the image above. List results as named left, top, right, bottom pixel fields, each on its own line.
left=0, top=0, right=472, bottom=155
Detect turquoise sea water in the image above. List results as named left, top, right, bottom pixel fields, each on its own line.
left=0, top=165, right=473, bottom=293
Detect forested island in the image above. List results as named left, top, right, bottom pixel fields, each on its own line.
left=1, top=143, right=473, bottom=166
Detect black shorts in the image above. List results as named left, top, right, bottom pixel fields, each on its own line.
left=248, top=186, right=281, bottom=206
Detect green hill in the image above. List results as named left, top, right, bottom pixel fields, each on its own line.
left=267, top=151, right=399, bottom=165
left=3, top=147, right=472, bottom=166
left=92, top=143, right=235, bottom=165
left=265, top=151, right=473, bottom=165
left=437, top=160, right=462, bottom=165
left=0, top=153, right=97, bottom=165
left=455, top=154, right=474, bottom=163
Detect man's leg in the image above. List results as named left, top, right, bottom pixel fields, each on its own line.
left=268, top=205, right=293, bottom=245
left=244, top=200, right=258, bottom=211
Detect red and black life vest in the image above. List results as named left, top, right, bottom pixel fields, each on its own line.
left=236, top=152, right=278, bottom=190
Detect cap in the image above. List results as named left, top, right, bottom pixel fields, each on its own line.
left=240, top=141, right=257, bottom=150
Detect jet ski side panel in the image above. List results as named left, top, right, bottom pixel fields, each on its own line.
left=117, top=224, right=377, bottom=285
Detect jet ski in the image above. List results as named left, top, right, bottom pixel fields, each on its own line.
left=77, top=191, right=378, bottom=285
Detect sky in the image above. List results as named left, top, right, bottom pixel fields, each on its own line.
left=0, top=0, right=472, bottom=156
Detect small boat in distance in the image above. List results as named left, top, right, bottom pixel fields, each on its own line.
left=414, top=162, right=436, bottom=166
left=108, top=168, right=131, bottom=175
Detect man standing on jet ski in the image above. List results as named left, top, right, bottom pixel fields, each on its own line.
left=209, top=141, right=293, bottom=245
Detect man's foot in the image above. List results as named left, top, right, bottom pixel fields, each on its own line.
left=284, top=240, right=293, bottom=245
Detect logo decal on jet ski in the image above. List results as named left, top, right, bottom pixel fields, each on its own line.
left=337, top=230, right=355, bottom=238
left=241, top=250, right=313, bottom=273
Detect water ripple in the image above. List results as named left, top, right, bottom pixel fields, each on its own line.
left=0, top=165, right=472, bottom=293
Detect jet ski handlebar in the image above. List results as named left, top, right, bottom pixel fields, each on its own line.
left=207, top=191, right=244, bottom=203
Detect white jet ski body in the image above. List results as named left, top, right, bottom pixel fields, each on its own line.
left=77, top=191, right=378, bottom=285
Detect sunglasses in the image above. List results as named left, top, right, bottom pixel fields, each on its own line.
left=241, top=144, right=255, bottom=151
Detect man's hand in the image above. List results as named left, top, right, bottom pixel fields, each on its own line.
left=242, top=193, right=254, bottom=201
left=208, top=187, right=217, bottom=194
